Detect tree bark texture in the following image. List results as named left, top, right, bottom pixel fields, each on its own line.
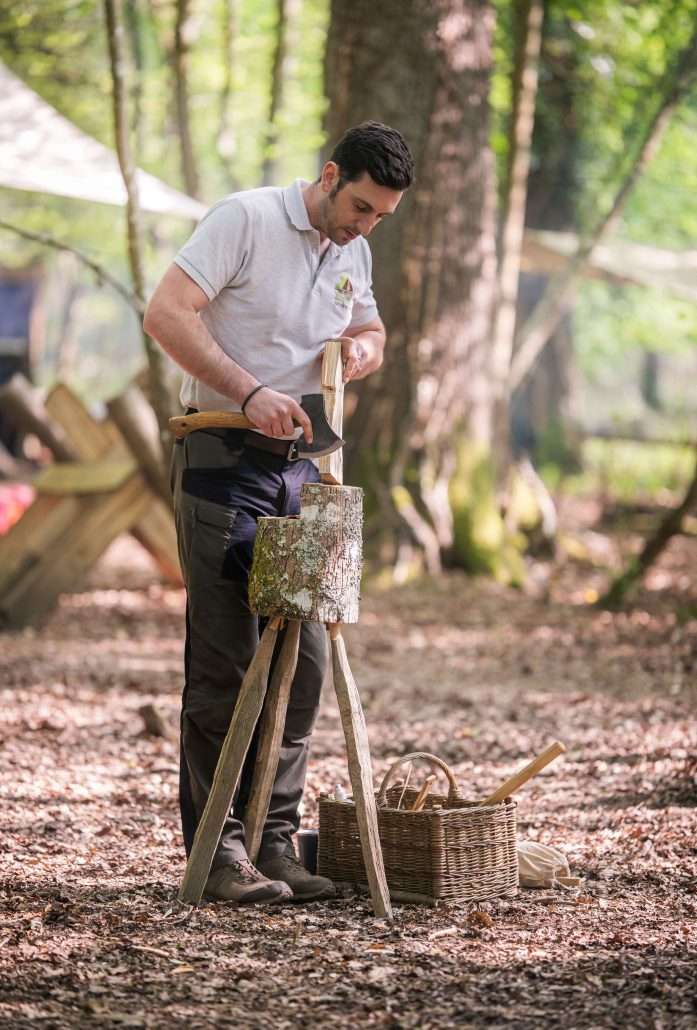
left=511, top=3, right=584, bottom=471
left=216, top=0, right=239, bottom=187
left=124, top=0, right=146, bottom=163
left=261, top=0, right=297, bottom=187
left=104, top=0, right=175, bottom=458
left=490, top=0, right=543, bottom=483
left=249, top=483, right=363, bottom=623
left=173, top=0, right=201, bottom=200
left=325, top=0, right=498, bottom=569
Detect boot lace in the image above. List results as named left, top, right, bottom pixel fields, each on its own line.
left=231, top=859, right=266, bottom=884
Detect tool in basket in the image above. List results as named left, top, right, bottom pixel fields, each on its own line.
left=318, top=743, right=566, bottom=905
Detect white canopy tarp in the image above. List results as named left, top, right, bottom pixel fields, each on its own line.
left=0, top=62, right=206, bottom=221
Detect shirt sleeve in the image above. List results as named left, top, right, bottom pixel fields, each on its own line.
left=173, top=198, right=251, bottom=301
left=347, top=242, right=380, bottom=329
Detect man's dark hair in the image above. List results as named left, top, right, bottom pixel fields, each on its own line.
left=329, top=122, right=414, bottom=191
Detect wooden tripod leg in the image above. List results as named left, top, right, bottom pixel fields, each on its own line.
left=329, top=624, right=392, bottom=920
left=244, top=619, right=302, bottom=864
left=178, top=617, right=281, bottom=905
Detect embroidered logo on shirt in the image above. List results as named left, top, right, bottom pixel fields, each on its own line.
left=334, top=275, right=354, bottom=309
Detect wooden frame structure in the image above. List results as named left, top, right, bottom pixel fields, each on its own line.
left=0, top=383, right=180, bottom=628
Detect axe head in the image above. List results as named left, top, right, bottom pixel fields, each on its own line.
left=289, top=393, right=344, bottom=461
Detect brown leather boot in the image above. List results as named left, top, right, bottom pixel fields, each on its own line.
left=256, top=853, right=336, bottom=902
left=204, top=859, right=293, bottom=904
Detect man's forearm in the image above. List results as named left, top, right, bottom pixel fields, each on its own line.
left=144, top=305, right=258, bottom=406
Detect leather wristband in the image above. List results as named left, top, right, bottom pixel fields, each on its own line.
left=241, top=383, right=267, bottom=415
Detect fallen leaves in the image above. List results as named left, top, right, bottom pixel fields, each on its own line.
left=1, top=526, right=696, bottom=1027
left=467, top=910, right=495, bottom=930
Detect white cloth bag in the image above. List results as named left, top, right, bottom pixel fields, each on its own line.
left=517, top=840, right=570, bottom=888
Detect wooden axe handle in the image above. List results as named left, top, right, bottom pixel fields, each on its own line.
left=481, top=741, right=566, bottom=807
left=169, top=411, right=254, bottom=439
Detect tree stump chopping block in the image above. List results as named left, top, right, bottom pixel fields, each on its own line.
left=249, top=483, right=363, bottom=624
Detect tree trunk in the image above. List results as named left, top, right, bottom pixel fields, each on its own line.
left=490, top=0, right=543, bottom=484
left=261, top=0, right=297, bottom=187
left=103, top=0, right=174, bottom=460
left=173, top=0, right=201, bottom=200
left=124, top=0, right=146, bottom=162
left=325, top=0, right=498, bottom=573
left=511, top=3, right=584, bottom=475
left=640, top=351, right=662, bottom=412
left=216, top=0, right=239, bottom=188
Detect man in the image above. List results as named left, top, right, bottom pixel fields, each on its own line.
left=144, top=122, right=414, bottom=905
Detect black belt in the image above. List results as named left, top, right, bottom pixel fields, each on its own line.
left=184, top=408, right=296, bottom=458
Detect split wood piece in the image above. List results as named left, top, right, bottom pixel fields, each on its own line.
left=329, top=624, right=392, bottom=920
left=409, top=774, right=437, bottom=812
left=178, top=618, right=282, bottom=905
left=244, top=619, right=302, bottom=864
left=481, top=741, right=566, bottom=807
left=318, top=339, right=344, bottom=486
left=249, top=482, right=363, bottom=624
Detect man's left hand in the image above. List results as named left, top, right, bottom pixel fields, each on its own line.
left=339, top=336, right=367, bottom=383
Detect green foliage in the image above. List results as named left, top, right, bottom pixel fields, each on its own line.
left=535, top=417, right=582, bottom=475
left=545, top=438, right=694, bottom=502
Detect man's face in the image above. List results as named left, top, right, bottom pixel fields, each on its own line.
left=319, top=164, right=404, bottom=246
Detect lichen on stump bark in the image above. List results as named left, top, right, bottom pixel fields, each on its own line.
left=249, top=483, right=363, bottom=624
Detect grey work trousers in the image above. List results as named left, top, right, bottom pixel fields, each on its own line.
left=171, top=429, right=328, bottom=869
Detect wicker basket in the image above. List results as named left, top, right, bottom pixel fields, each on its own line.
left=318, top=751, right=518, bottom=904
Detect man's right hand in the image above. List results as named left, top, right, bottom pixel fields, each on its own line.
left=244, top=387, right=313, bottom=443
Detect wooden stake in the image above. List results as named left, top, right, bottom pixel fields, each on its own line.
left=178, top=618, right=281, bottom=905
left=329, top=624, right=392, bottom=920
left=244, top=619, right=302, bottom=864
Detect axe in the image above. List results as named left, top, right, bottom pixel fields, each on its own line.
left=168, top=391, right=344, bottom=462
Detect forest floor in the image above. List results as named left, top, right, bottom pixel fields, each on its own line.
left=1, top=495, right=696, bottom=1029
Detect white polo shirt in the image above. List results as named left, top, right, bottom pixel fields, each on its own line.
left=174, top=179, right=379, bottom=412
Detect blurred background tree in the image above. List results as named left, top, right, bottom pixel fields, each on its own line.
left=2, top=0, right=697, bottom=595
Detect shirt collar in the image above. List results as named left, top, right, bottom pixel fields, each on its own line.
left=283, top=179, right=314, bottom=232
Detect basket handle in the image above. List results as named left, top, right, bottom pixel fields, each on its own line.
left=376, top=752, right=462, bottom=806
